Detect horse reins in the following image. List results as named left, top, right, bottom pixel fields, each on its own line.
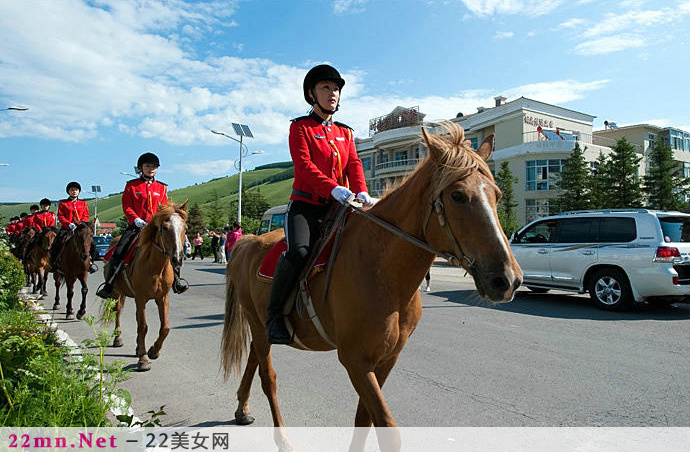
left=346, top=196, right=476, bottom=273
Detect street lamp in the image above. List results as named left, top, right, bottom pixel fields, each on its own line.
left=1, top=106, right=28, bottom=111
left=120, top=171, right=138, bottom=178
left=89, top=185, right=102, bottom=220
left=0, top=164, right=8, bottom=166
left=211, top=125, right=263, bottom=223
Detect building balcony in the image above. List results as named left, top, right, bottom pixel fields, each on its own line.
left=374, top=158, right=421, bottom=176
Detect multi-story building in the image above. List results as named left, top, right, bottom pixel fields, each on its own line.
left=356, top=97, right=690, bottom=226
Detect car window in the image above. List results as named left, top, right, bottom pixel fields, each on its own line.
left=514, top=220, right=556, bottom=244
left=258, top=220, right=270, bottom=235
left=270, top=213, right=285, bottom=231
left=598, top=217, right=636, bottom=242
left=659, top=217, right=690, bottom=243
left=93, top=236, right=107, bottom=244
left=554, top=218, right=596, bottom=243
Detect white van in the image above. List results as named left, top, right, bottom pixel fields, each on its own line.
left=257, top=204, right=287, bottom=235
left=510, top=209, right=690, bottom=310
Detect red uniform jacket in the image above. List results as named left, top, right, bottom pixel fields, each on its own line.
left=23, top=214, right=37, bottom=231
left=16, top=220, right=28, bottom=233
left=57, top=198, right=90, bottom=229
left=289, top=113, right=367, bottom=205
left=5, top=223, right=17, bottom=235
left=122, top=178, right=168, bottom=224
left=33, top=211, right=56, bottom=231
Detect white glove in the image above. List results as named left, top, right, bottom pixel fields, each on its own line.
left=68, top=223, right=77, bottom=230
left=356, top=192, right=378, bottom=207
left=134, top=218, right=147, bottom=228
left=331, top=186, right=354, bottom=205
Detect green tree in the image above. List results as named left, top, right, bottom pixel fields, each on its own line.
left=643, top=140, right=690, bottom=211
left=207, top=190, right=223, bottom=229
left=494, top=161, right=520, bottom=235
left=187, top=203, right=206, bottom=234
left=229, top=189, right=270, bottom=226
left=589, top=151, right=611, bottom=209
left=555, top=142, right=592, bottom=212
left=605, top=137, right=643, bottom=208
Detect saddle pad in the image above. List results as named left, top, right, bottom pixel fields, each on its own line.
left=103, top=237, right=139, bottom=266
left=257, top=235, right=336, bottom=281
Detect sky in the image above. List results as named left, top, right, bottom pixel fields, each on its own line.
left=0, top=0, right=688, bottom=203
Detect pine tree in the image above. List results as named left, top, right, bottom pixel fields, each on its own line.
left=229, top=189, right=270, bottom=225
left=494, top=161, right=520, bottom=235
left=187, top=202, right=206, bottom=234
left=643, top=139, right=690, bottom=211
left=555, top=142, right=591, bottom=212
left=589, top=151, right=611, bottom=209
left=605, top=137, right=643, bottom=208
left=207, top=190, right=223, bottom=229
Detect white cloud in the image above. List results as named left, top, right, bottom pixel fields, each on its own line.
left=333, top=0, right=368, bottom=15
left=575, top=35, right=645, bottom=55
left=171, top=159, right=237, bottom=177
left=494, top=31, right=514, bottom=39
left=558, top=18, right=585, bottom=29
left=583, top=9, right=667, bottom=38
left=460, top=0, right=565, bottom=17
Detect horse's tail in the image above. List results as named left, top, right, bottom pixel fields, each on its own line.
left=221, top=264, right=250, bottom=381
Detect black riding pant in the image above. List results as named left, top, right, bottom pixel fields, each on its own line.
left=112, top=225, right=140, bottom=262
left=283, top=200, right=331, bottom=272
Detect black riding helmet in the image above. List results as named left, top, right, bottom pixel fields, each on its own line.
left=303, top=64, right=345, bottom=114
left=137, top=152, right=160, bottom=169
left=66, top=181, right=81, bottom=193
left=40, top=198, right=51, bottom=207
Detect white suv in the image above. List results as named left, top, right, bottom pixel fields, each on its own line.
left=510, top=209, right=690, bottom=310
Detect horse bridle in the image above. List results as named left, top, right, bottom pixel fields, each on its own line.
left=347, top=193, right=476, bottom=273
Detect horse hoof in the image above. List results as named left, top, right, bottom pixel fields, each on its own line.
left=112, top=337, right=124, bottom=348
left=147, top=347, right=160, bottom=360
left=76, top=310, right=86, bottom=320
left=65, top=313, right=75, bottom=320
left=52, top=303, right=61, bottom=311
left=41, top=291, right=48, bottom=297
left=137, top=360, right=151, bottom=372
left=235, top=412, right=255, bottom=425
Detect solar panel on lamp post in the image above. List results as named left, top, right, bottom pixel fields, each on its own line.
left=211, top=125, right=262, bottom=224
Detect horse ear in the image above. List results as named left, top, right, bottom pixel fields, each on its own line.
left=180, top=200, right=189, bottom=212
left=476, top=134, right=494, bottom=161
left=422, top=127, right=443, bottom=162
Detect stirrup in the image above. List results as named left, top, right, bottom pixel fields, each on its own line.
left=89, top=262, right=98, bottom=274
left=172, top=278, right=189, bottom=294
left=266, top=316, right=293, bottom=345
left=96, top=282, right=115, bottom=299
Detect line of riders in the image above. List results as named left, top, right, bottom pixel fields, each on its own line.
left=4, top=152, right=189, bottom=297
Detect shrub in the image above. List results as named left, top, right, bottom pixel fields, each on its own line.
left=0, top=237, right=24, bottom=311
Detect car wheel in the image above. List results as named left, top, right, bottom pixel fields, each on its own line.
left=526, top=286, right=550, bottom=293
left=588, top=268, right=633, bottom=311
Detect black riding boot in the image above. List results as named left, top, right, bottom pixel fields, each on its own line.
left=266, top=255, right=300, bottom=344
left=96, top=252, right=122, bottom=299
left=172, top=265, right=189, bottom=294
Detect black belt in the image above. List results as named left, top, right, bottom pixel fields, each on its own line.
left=292, top=189, right=330, bottom=205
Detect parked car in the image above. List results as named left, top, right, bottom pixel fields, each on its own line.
left=92, top=235, right=113, bottom=260
left=257, top=204, right=287, bottom=235
left=510, top=209, right=690, bottom=310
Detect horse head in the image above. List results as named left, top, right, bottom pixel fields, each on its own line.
left=421, top=123, right=522, bottom=302
left=147, top=201, right=188, bottom=267
left=73, top=223, right=93, bottom=261
left=41, top=229, right=57, bottom=252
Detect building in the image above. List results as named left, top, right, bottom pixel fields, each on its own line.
left=356, top=97, right=690, bottom=226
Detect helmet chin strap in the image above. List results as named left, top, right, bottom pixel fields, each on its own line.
left=311, top=89, right=339, bottom=115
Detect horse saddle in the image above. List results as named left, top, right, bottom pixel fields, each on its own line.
left=257, top=234, right=336, bottom=281
left=103, top=236, right=140, bottom=267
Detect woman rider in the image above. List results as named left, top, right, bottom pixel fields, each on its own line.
left=266, top=64, right=375, bottom=344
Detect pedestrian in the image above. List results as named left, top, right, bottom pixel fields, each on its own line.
left=265, top=64, right=376, bottom=344
left=192, top=232, right=204, bottom=260
left=183, top=234, right=191, bottom=259
left=96, top=152, right=188, bottom=298
left=210, top=228, right=221, bottom=263
left=219, top=229, right=227, bottom=264
left=225, top=222, right=242, bottom=263
left=421, top=271, right=431, bottom=292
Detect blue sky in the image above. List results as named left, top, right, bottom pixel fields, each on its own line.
left=1, top=0, right=688, bottom=203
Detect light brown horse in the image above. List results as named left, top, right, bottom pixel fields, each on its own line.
left=108, top=202, right=188, bottom=372
left=25, top=229, right=57, bottom=296
left=221, top=124, right=523, bottom=452
left=53, top=223, right=94, bottom=320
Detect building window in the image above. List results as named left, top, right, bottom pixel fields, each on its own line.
left=361, top=157, right=371, bottom=171
left=394, top=151, right=408, bottom=165
left=525, top=159, right=565, bottom=191
left=469, top=137, right=478, bottom=149
left=684, top=162, right=690, bottom=178
left=525, top=199, right=552, bottom=222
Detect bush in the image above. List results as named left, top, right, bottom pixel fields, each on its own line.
left=0, top=237, right=24, bottom=311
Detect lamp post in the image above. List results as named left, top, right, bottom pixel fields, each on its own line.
left=120, top=171, right=138, bottom=178
left=1, top=106, right=28, bottom=111
left=211, top=126, right=263, bottom=223
left=90, top=185, right=102, bottom=220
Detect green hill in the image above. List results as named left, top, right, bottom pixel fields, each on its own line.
left=0, top=163, right=295, bottom=225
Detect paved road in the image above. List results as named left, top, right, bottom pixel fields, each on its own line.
left=35, top=258, right=690, bottom=427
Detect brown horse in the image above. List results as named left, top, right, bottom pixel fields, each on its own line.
left=25, top=229, right=57, bottom=296
left=108, top=202, right=188, bottom=372
left=53, top=223, right=94, bottom=320
left=221, top=124, right=523, bottom=452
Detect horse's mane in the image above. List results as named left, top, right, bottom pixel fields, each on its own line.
left=379, top=122, right=493, bottom=200
left=140, top=202, right=188, bottom=244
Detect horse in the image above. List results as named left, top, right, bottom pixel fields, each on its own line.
left=25, top=228, right=57, bottom=296
left=107, top=202, right=188, bottom=372
left=52, top=223, right=94, bottom=320
left=221, top=123, right=523, bottom=452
